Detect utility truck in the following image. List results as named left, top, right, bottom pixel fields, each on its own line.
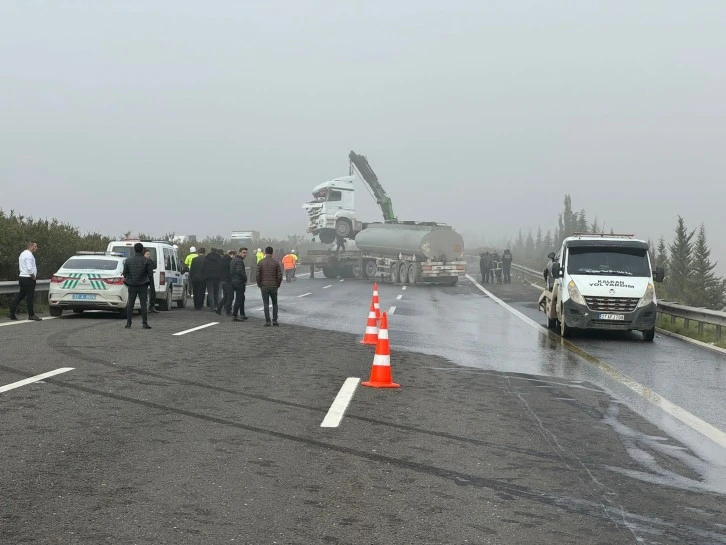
left=538, top=233, right=665, bottom=341
left=300, top=151, right=466, bottom=285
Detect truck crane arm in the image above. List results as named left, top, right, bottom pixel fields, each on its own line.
left=348, top=151, right=397, bottom=223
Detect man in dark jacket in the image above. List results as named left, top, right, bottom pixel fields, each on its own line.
left=256, top=246, right=282, bottom=326
left=202, top=248, right=224, bottom=310
left=230, top=247, right=249, bottom=322
left=189, top=247, right=207, bottom=310
left=502, top=249, right=513, bottom=284
left=122, top=242, right=154, bottom=329
left=479, top=252, right=492, bottom=283
left=215, top=250, right=236, bottom=316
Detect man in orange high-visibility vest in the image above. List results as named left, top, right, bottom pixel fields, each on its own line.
left=281, top=251, right=296, bottom=283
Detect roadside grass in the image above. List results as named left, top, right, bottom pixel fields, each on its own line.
left=657, top=314, right=726, bottom=349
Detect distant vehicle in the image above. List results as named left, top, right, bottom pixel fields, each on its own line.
left=538, top=233, right=665, bottom=341
left=230, top=230, right=260, bottom=248
left=300, top=151, right=466, bottom=285
left=106, top=240, right=187, bottom=310
left=48, top=252, right=142, bottom=316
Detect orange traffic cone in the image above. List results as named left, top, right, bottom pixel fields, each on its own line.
left=372, top=282, right=381, bottom=321
left=359, top=299, right=379, bottom=345
left=362, top=313, right=400, bottom=388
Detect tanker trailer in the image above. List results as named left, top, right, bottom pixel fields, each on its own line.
left=354, top=222, right=467, bottom=285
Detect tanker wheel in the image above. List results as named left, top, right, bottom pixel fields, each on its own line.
left=390, top=262, right=400, bottom=283
left=322, top=267, right=338, bottom=279
left=309, top=265, right=315, bottom=278
left=399, top=262, right=409, bottom=285
left=351, top=263, right=363, bottom=279
left=407, top=263, right=419, bottom=285
left=318, top=229, right=336, bottom=244
left=363, top=260, right=377, bottom=279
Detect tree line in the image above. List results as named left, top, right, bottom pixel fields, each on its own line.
left=508, top=196, right=726, bottom=310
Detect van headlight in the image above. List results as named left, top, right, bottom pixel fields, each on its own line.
left=567, top=280, right=586, bottom=305
left=637, top=283, right=655, bottom=308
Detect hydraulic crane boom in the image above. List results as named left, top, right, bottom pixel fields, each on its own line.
left=348, top=151, right=397, bottom=223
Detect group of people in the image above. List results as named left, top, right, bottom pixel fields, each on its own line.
left=184, top=245, right=283, bottom=326
left=479, top=249, right=513, bottom=284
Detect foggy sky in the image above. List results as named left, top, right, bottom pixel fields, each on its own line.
left=2, top=1, right=725, bottom=270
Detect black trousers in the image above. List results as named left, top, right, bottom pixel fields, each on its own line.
left=503, top=266, right=511, bottom=284
left=127, top=285, right=148, bottom=323
left=217, top=281, right=233, bottom=314
left=10, top=277, right=36, bottom=316
left=148, top=282, right=156, bottom=310
left=232, top=283, right=246, bottom=317
left=192, top=280, right=206, bottom=309
left=206, top=278, right=220, bottom=308
left=260, top=286, right=278, bottom=323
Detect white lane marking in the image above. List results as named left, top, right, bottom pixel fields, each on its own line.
left=0, top=317, right=57, bottom=328
left=172, top=322, right=219, bottom=336
left=388, top=306, right=396, bottom=315
left=464, top=273, right=726, bottom=449
left=255, top=307, right=264, bottom=311
left=402, top=286, right=407, bottom=290
left=298, top=292, right=312, bottom=298
left=0, top=367, right=74, bottom=393
left=320, top=377, right=360, bottom=428
left=396, top=294, right=403, bottom=300
left=339, top=279, right=344, bottom=282
left=323, top=285, right=333, bottom=289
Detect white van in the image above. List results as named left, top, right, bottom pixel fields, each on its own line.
left=538, top=234, right=665, bottom=341
left=106, top=240, right=188, bottom=310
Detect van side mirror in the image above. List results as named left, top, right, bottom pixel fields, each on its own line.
left=547, top=252, right=555, bottom=260
left=653, top=266, right=665, bottom=282
left=551, top=262, right=561, bottom=278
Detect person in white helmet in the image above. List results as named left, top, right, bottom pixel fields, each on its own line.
left=184, top=246, right=198, bottom=297
left=256, top=248, right=264, bottom=264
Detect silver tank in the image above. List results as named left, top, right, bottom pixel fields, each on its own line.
left=354, top=223, right=464, bottom=262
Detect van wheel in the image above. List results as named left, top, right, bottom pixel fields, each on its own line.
left=176, top=292, right=187, bottom=308
left=642, top=327, right=655, bottom=342
left=159, top=288, right=172, bottom=311
left=49, top=306, right=63, bottom=317
left=559, top=316, right=571, bottom=338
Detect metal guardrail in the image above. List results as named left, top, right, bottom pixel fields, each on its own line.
left=0, top=279, right=50, bottom=295
left=508, top=263, right=726, bottom=340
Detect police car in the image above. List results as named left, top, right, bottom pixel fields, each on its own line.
left=106, top=239, right=187, bottom=310
left=48, top=252, right=142, bottom=316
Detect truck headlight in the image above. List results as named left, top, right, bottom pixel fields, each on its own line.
left=636, top=283, right=655, bottom=308
left=567, top=280, right=586, bottom=305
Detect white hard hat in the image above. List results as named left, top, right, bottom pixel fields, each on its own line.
left=292, top=250, right=296, bottom=253
left=189, top=246, right=197, bottom=253
left=257, top=248, right=261, bottom=252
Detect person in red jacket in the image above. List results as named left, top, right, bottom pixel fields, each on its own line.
left=256, top=246, right=282, bottom=326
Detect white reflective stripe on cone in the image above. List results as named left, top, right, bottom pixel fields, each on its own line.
left=365, top=326, right=378, bottom=334
left=377, top=329, right=389, bottom=340
left=372, top=354, right=391, bottom=366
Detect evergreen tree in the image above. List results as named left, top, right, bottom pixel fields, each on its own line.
left=513, top=229, right=525, bottom=257
left=576, top=210, right=588, bottom=233
left=543, top=230, right=554, bottom=254
left=557, top=195, right=578, bottom=245
left=524, top=229, right=535, bottom=264
left=654, top=237, right=670, bottom=299
left=668, top=216, right=694, bottom=303
left=688, top=224, right=725, bottom=309
left=534, top=227, right=543, bottom=255
left=590, top=216, right=602, bottom=233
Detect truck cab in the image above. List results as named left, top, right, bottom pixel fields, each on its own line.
left=539, top=234, right=665, bottom=341
left=303, top=176, right=362, bottom=244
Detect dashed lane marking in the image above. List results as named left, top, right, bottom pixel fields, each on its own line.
left=172, top=322, right=219, bottom=336
left=320, top=377, right=360, bottom=428
left=0, top=317, right=57, bottom=328
left=396, top=294, right=403, bottom=300
left=0, top=367, right=74, bottom=393
left=464, top=273, right=726, bottom=450
left=298, top=293, right=312, bottom=298
left=323, top=285, right=333, bottom=289
left=402, top=286, right=407, bottom=290
left=388, top=306, right=396, bottom=315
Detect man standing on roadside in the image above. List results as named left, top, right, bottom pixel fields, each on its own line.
left=202, top=247, right=224, bottom=309
left=189, top=247, right=207, bottom=310
left=122, top=242, right=154, bottom=329
left=230, top=247, right=249, bottom=322
left=215, top=250, right=236, bottom=316
left=7, top=241, right=42, bottom=321
left=184, top=246, right=198, bottom=297
left=256, top=248, right=264, bottom=264
left=143, top=249, right=159, bottom=314
left=282, top=250, right=296, bottom=283
left=256, top=246, right=282, bottom=326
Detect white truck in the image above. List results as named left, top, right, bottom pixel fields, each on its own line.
left=538, top=233, right=665, bottom=341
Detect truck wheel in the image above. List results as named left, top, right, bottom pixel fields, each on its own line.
left=176, top=292, right=187, bottom=308
left=642, top=327, right=655, bottom=342
left=363, top=260, right=377, bottom=279
left=390, top=262, right=400, bottom=283
left=319, top=229, right=336, bottom=244
left=399, top=262, right=409, bottom=284
left=351, top=263, right=363, bottom=279
left=49, top=306, right=63, bottom=317
left=322, top=267, right=338, bottom=279
left=407, top=263, right=418, bottom=285
left=335, top=219, right=352, bottom=239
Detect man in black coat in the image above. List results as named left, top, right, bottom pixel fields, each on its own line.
left=230, top=247, right=249, bottom=322
left=215, top=250, right=236, bottom=316
left=123, top=242, right=154, bottom=329
left=189, top=247, right=207, bottom=310
left=202, top=248, right=224, bottom=309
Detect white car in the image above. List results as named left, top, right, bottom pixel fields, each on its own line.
left=48, top=252, right=142, bottom=317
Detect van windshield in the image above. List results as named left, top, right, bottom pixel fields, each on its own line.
left=567, top=247, right=650, bottom=277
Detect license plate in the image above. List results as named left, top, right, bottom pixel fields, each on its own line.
left=599, top=313, right=624, bottom=320
left=72, top=294, right=96, bottom=300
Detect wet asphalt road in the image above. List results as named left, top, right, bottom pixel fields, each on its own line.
left=1, top=276, right=725, bottom=544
